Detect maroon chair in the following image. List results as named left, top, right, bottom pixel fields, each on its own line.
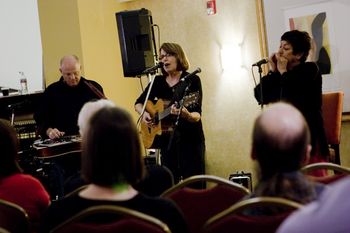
left=203, top=197, right=302, bottom=233
left=50, top=205, right=171, bottom=233
left=301, top=162, right=350, bottom=184
left=322, top=91, right=343, bottom=164
left=0, top=199, right=30, bottom=233
left=160, top=175, right=250, bottom=233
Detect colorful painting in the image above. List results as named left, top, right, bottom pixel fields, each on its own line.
left=288, top=12, right=332, bottom=74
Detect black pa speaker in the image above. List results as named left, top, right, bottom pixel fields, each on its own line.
left=116, top=8, right=156, bottom=77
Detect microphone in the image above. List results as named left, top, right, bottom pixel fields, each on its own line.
left=252, top=58, right=268, bottom=66
left=181, top=68, right=202, bottom=81
left=142, top=62, right=164, bottom=74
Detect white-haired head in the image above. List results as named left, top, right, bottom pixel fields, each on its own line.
left=78, top=99, right=116, bottom=136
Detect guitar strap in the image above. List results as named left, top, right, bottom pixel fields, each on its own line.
left=84, top=80, right=106, bottom=99
left=171, top=73, right=192, bottom=104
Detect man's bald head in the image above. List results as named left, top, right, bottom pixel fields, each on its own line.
left=252, top=102, right=311, bottom=178
left=59, top=55, right=81, bottom=87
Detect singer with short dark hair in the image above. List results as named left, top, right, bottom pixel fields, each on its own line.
left=135, top=42, right=205, bottom=186
left=34, top=55, right=105, bottom=139
left=254, top=30, right=329, bottom=165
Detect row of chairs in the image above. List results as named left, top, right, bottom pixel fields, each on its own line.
left=1, top=162, right=349, bottom=233
left=56, top=164, right=350, bottom=233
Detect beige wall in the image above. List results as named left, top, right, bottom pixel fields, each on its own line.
left=37, top=0, right=263, bottom=183
left=37, top=0, right=350, bottom=186
left=37, top=0, right=83, bottom=85
left=123, top=0, right=262, bottom=181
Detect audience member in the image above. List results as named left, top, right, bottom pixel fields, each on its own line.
left=63, top=99, right=117, bottom=194
left=35, top=54, right=105, bottom=139
left=248, top=102, right=325, bottom=207
left=0, top=119, right=50, bottom=229
left=277, top=177, right=350, bottom=233
left=134, top=164, right=175, bottom=196
left=39, top=102, right=188, bottom=233
left=77, top=99, right=115, bottom=137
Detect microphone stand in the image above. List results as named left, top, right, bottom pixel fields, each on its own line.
left=137, top=72, right=157, bottom=130
left=167, top=80, right=192, bottom=183
left=258, top=64, right=264, bottom=110
left=137, top=72, right=163, bottom=165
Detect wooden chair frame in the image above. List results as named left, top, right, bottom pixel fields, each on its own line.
left=203, top=197, right=302, bottom=233
left=161, top=174, right=250, bottom=196
left=301, top=162, right=350, bottom=174
left=0, top=199, right=30, bottom=233
left=51, top=205, right=171, bottom=233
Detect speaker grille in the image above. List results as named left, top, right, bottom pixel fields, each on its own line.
left=116, top=8, right=156, bottom=77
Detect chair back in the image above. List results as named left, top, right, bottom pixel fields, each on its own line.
left=322, top=91, right=344, bottom=164
left=301, top=162, right=350, bottom=184
left=50, top=205, right=171, bottom=233
left=161, top=175, right=250, bottom=233
left=203, top=197, right=302, bottom=233
left=0, top=199, right=30, bottom=233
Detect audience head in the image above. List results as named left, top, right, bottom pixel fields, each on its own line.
left=0, top=119, right=22, bottom=177
left=159, top=42, right=189, bottom=74
left=251, top=102, right=311, bottom=179
left=80, top=104, right=145, bottom=187
left=78, top=99, right=116, bottom=137
left=281, top=30, right=311, bottom=63
left=59, top=55, right=82, bottom=87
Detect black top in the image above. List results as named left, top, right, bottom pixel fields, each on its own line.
left=135, top=72, right=205, bottom=143
left=34, top=77, right=104, bottom=138
left=254, top=62, right=329, bottom=157
left=39, top=192, right=189, bottom=233
left=135, top=73, right=205, bottom=183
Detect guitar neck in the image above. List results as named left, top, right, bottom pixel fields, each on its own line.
left=158, top=106, right=171, bottom=121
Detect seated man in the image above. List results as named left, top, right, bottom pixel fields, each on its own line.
left=248, top=102, right=325, bottom=207
left=33, top=55, right=105, bottom=198
left=34, top=54, right=105, bottom=139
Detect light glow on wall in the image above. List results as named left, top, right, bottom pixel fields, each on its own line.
left=220, top=43, right=242, bottom=72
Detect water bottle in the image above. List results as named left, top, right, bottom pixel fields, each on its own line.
left=19, top=72, right=28, bottom=94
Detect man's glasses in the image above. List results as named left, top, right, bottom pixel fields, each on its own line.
left=158, top=53, right=174, bottom=60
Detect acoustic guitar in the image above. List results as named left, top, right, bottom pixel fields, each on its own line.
left=141, top=92, right=199, bottom=149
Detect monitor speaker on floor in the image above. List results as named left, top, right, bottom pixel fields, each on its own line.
left=116, top=8, right=156, bottom=77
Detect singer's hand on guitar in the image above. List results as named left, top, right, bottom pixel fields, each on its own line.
left=142, top=111, right=154, bottom=127
left=170, top=104, right=181, bottom=116
left=171, top=104, right=197, bottom=122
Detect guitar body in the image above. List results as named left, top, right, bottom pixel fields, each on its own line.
left=140, top=92, right=199, bottom=149
left=141, top=99, right=170, bottom=149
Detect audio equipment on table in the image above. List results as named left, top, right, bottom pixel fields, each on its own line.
left=33, top=135, right=81, bottom=157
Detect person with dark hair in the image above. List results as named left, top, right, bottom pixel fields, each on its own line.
left=39, top=102, right=189, bottom=233
left=34, top=54, right=105, bottom=139
left=254, top=30, right=329, bottom=164
left=248, top=102, right=325, bottom=206
left=135, top=42, right=205, bottom=186
left=0, top=119, right=50, bottom=229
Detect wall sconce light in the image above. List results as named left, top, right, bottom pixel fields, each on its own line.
left=220, top=43, right=242, bottom=72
